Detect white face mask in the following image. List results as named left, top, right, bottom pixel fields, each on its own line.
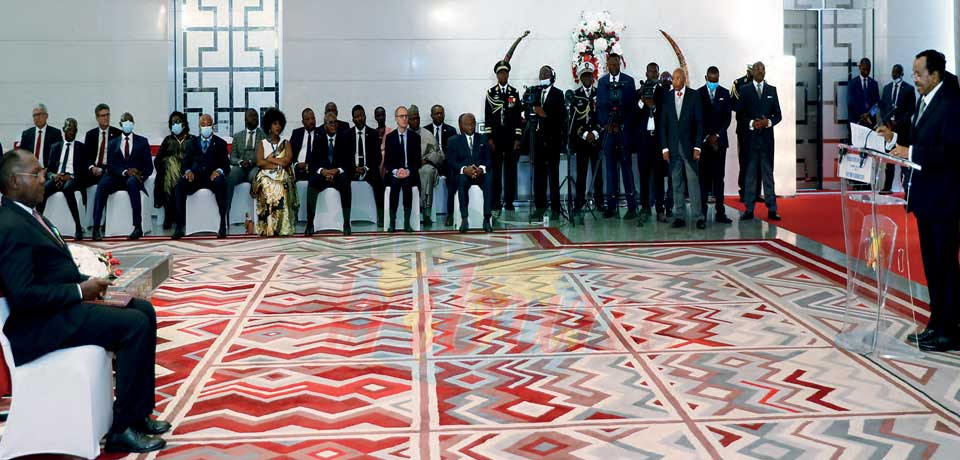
left=120, top=121, right=134, bottom=134
left=539, top=79, right=553, bottom=87
left=200, top=126, right=214, bottom=138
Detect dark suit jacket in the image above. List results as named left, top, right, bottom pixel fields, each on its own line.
left=737, top=81, right=783, bottom=148
left=897, top=81, right=960, bottom=218
left=879, top=80, right=916, bottom=138
left=847, top=75, right=881, bottom=122
left=659, top=88, right=704, bottom=159
left=45, top=140, right=89, bottom=179
left=698, top=85, right=733, bottom=149
left=184, top=135, right=231, bottom=178
left=635, top=103, right=662, bottom=151
left=309, top=131, right=355, bottom=175
left=107, top=133, right=154, bottom=191
left=448, top=134, right=491, bottom=177
left=83, top=126, right=123, bottom=169
left=347, top=126, right=382, bottom=177
left=288, top=127, right=319, bottom=164
left=537, top=86, right=567, bottom=148
left=429, top=123, right=458, bottom=154
left=20, top=126, right=63, bottom=169
left=0, top=198, right=93, bottom=366
left=597, top=72, right=637, bottom=127
left=384, top=129, right=422, bottom=184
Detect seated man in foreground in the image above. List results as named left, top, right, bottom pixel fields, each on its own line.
left=448, top=113, right=493, bottom=233
left=0, top=150, right=169, bottom=453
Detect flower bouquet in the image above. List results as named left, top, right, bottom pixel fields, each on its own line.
left=69, top=245, right=122, bottom=280
left=571, top=10, right=626, bottom=84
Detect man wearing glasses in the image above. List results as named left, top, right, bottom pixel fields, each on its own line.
left=20, top=103, right=63, bottom=173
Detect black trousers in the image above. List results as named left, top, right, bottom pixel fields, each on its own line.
left=490, top=140, right=518, bottom=210
left=533, top=139, right=561, bottom=213
left=174, top=174, right=228, bottom=228
left=917, top=215, right=960, bottom=334
left=387, top=175, right=417, bottom=223
left=92, top=175, right=144, bottom=229
left=40, top=178, right=84, bottom=232
left=637, top=139, right=668, bottom=213
left=445, top=162, right=457, bottom=217
left=363, top=173, right=385, bottom=222
left=736, top=128, right=761, bottom=199
left=699, top=144, right=728, bottom=216
left=307, top=173, right=352, bottom=222
left=60, top=299, right=158, bottom=433
left=455, top=172, right=493, bottom=219
left=573, top=139, right=603, bottom=211
left=743, top=141, right=777, bottom=213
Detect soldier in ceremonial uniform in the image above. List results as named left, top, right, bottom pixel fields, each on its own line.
left=570, top=62, right=603, bottom=223
left=484, top=31, right=528, bottom=213
left=731, top=64, right=759, bottom=202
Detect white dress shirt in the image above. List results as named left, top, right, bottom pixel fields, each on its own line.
left=459, top=134, right=487, bottom=175
left=297, top=129, right=314, bottom=165
left=748, top=81, right=773, bottom=130
left=318, top=134, right=344, bottom=174
left=392, top=129, right=408, bottom=175
left=59, top=141, right=75, bottom=175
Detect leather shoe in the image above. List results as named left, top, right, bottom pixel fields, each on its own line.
left=907, top=328, right=936, bottom=343
left=741, top=211, right=754, bottom=221
left=769, top=212, right=782, bottom=221
left=218, top=223, right=227, bottom=239
left=671, top=218, right=686, bottom=228
left=387, top=224, right=397, bottom=233
left=530, top=209, right=545, bottom=220
left=133, top=417, right=172, bottom=435
left=715, top=214, right=733, bottom=224
left=403, top=222, right=413, bottom=233
left=128, top=227, right=143, bottom=241
left=918, top=333, right=960, bottom=352
left=459, top=221, right=469, bottom=234
left=603, top=209, right=617, bottom=219
left=504, top=204, right=515, bottom=211
left=304, top=224, right=314, bottom=237
left=623, top=209, right=637, bottom=220
left=696, top=218, right=706, bottom=229
left=483, top=217, right=493, bottom=233
left=104, top=428, right=166, bottom=453
left=74, top=229, right=84, bottom=241
left=444, top=215, right=454, bottom=226
left=92, top=229, right=103, bottom=241
left=171, top=228, right=185, bottom=240
left=342, top=224, right=351, bottom=236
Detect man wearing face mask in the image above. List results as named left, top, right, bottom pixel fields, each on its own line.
left=172, top=114, right=230, bottom=240
left=697, top=66, right=733, bottom=224
left=407, top=105, right=443, bottom=226
left=571, top=62, right=603, bottom=222
left=529, top=65, right=566, bottom=221
left=91, top=112, right=153, bottom=241
left=229, top=109, right=265, bottom=204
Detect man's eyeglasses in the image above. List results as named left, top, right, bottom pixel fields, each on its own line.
left=15, top=169, right=47, bottom=179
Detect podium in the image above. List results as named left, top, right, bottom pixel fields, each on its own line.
left=836, top=143, right=923, bottom=359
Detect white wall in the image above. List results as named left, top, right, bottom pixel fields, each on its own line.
left=283, top=0, right=795, bottom=196
left=875, top=0, right=956, bottom=81
left=0, top=0, right=172, bottom=150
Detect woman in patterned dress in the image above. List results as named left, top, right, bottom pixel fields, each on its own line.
left=153, top=111, right=193, bottom=229
left=253, top=108, right=299, bottom=236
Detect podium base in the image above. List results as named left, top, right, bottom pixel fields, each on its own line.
left=836, top=330, right=924, bottom=360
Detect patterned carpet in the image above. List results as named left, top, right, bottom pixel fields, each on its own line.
left=35, top=230, right=960, bottom=458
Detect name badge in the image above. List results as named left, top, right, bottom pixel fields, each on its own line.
left=839, top=153, right=874, bottom=184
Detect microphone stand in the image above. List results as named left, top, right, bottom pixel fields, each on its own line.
left=559, top=91, right=578, bottom=226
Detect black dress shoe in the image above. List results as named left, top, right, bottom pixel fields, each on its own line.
left=918, top=333, right=960, bottom=352
left=483, top=217, right=493, bottom=233
left=171, top=228, right=185, bottom=240
left=218, top=222, right=227, bottom=239
left=623, top=209, right=638, bottom=220
left=133, top=417, right=172, bottom=435
left=754, top=197, right=764, bottom=203
left=769, top=212, right=782, bottom=221
left=459, top=221, right=469, bottom=233
left=671, top=218, right=686, bottom=228
left=444, top=215, right=454, bottom=226
left=505, top=204, right=515, bottom=211
left=387, top=224, right=397, bottom=233
left=656, top=212, right=668, bottom=223
left=128, top=227, right=143, bottom=241
left=403, top=222, right=414, bottom=233
left=715, top=214, right=733, bottom=224
left=907, top=328, right=936, bottom=343
left=343, top=224, right=351, bottom=236
left=74, top=229, right=84, bottom=241
left=530, top=209, right=546, bottom=220
left=92, top=230, right=103, bottom=241
left=696, top=218, right=706, bottom=229
left=304, top=224, right=314, bottom=237
left=741, top=211, right=754, bottom=221
left=104, top=428, right=166, bottom=453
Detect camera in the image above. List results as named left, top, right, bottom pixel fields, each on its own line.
left=522, top=84, right=545, bottom=118
left=607, top=80, right=623, bottom=126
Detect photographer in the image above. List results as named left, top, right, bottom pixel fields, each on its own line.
left=596, top=53, right=638, bottom=219
left=635, top=81, right=668, bottom=223
left=571, top=62, right=603, bottom=221
left=528, top=65, right=566, bottom=220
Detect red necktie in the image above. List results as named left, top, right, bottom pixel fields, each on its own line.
left=97, top=130, right=107, bottom=165
left=35, top=129, right=42, bottom=159
left=123, top=137, right=130, bottom=161
left=677, top=92, right=683, bottom=98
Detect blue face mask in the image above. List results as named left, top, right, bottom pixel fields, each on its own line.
left=200, top=126, right=213, bottom=138
left=539, top=78, right=553, bottom=87
left=706, top=82, right=720, bottom=92
left=121, top=121, right=134, bottom=134
left=171, top=123, right=183, bottom=136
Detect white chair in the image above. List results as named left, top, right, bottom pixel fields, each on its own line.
left=312, top=188, right=345, bottom=232
left=42, top=191, right=84, bottom=236
left=229, top=183, right=257, bottom=226
left=104, top=190, right=151, bottom=237
left=453, top=185, right=485, bottom=230
left=383, top=185, right=421, bottom=231
left=350, top=181, right=378, bottom=223
left=143, top=174, right=162, bottom=221
left=433, top=176, right=448, bottom=221
left=0, top=299, right=113, bottom=459
left=296, top=180, right=308, bottom=222
left=84, top=185, right=98, bottom=229
left=185, top=189, right=221, bottom=235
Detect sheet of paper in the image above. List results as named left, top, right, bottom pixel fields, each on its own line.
left=849, top=123, right=887, bottom=152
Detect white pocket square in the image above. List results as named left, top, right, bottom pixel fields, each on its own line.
left=766, top=96, right=773, bottom=99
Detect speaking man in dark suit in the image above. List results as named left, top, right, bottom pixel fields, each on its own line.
left=20, top=103, right=63, bottom=172
left=305, top=112, right=354, bottom=237
left=91, top=112, right=153, bottom=241
left=172, top=114, right=231, bottom=240
left=449, top=113, right=494, bottom=233
left=83, top=103, right=123, bottom=196
left=289, top=108, right=318, bottom=183
left=597, top=53, right=638, bottom=219
left=0, top=150, right=169, bottom=453
left=384, top=106, right=422, bottom=233
left=738, top=61, right=783, bottom=221
left=878, top=64, right=916, bottom=193
left=41, top=118, right=89, bottom=240
left=847, top=57, right=881, bottom=127
left=660, top=68, right=705, bottom=229
left=530, top=65, right=566, bottom=221
left=697, top=66, right=733, bottom=224
left=351, top=105, right=385, bottom=227
left=879, top=49, right=960, bottom=352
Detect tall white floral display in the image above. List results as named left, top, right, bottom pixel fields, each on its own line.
left=571, top=11, right=626, bottom=84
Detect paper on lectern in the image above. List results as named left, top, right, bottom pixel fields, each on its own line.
left=849, top=123, right=887, bottom=153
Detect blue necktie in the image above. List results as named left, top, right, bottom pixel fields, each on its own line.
left=202, top=139, right=209, bottom=154
left=327, top=137, right=334, bottom=166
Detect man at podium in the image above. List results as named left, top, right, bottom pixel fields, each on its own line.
left=879, top=49, right=960, bottom=352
